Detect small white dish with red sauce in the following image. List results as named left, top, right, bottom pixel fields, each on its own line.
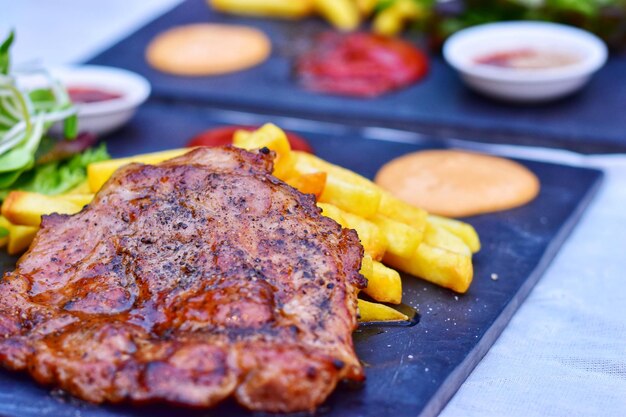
left=50, top=65, right=151, bottom=135
left=443, top=21, right=608, bottom=103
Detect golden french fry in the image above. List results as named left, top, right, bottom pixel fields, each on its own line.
left=317, top=202, right=347, bottom=228
left=293, top=151, right=381, bottom=218
left=293, top=151, right=429, bottom=235
left=358, top=299, right=408, bottom=322
left=318, top=202, right=387, bottom=261
left=7, top=223, right=38, bottom=255
left=65, top=180, right=92, bottom=195
left=355, top=0, right=378, bottom=16
left=292, top=151, right=373, bottom=188
left=427, top=215, right=481, bottom=253
left=395, top=0, right=425, bottom=19
left=423, top=222, right=472, bottom=257
left=372, top=5, right=405, bottom=36
left=371, top=213, right=422, bottom=259
left=284, top=172, right=327, bottom=199
left=61, top=193, right=94, bottom=208
left=342, top=211, right=388, bottom=261
left=378, top=191, right=428, bottom=234
left=233, top=123, right=295, bottom=179
left=385, top=243, right=473, bottom=293
left=360, top=254, right=374, bottom=280
left=319, top=180, right=380, bottom=218
left=209, top=0, right=313, bottom=19
left=372, top=0, right=425, bottom=36
left=314, top=0, right=360, bottom=30
left=321, top=208, right=401, bottom=303
left=361, top=260, right=402, bottom=304
left=317, top=178, right=380, bottom=219
left=88, top=148, right=192, bottom=192
left=0, top=216, right=10, bottom=249
left=2, top=191, right=84, bottom=227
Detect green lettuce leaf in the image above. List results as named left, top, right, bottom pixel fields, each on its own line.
left=0, top=143, right=109, bottom=200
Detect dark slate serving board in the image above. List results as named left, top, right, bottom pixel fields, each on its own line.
left=87, top=0, right=626, bottom=153
left=0, top=102, right=603, bottom=417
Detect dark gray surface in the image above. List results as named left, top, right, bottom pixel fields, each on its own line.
left=0, top=103, right=603, bottom=417
left=87, top=0, right=626, bottom=153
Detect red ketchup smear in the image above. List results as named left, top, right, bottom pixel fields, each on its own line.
left=68, top=87, right=122, bottom=104
left=474, top=49, right=537, bottom=67
left=186, top=125, right=314, bottom=154
left=295, top=32, right=429, bottom=98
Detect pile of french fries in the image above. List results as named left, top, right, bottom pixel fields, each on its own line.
left=209, top=0, right=426, bottom=36
left=0, top=124, right=480, bottom=322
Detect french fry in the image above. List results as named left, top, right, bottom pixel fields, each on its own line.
left=284, top=172, right=327, bottom=199
left=318, top=202, right=387, bottom=260
left=385, top=244, right=473, bottom=293
left=358, top=299, right=408, bottom=322
left=394, top=0, right=425, bottom=19
left=88, top=148, right=192, bottom=192
left=293, top=151, right=381, bottom=218
left=7, top=223, right=38, bottom=255
left=378, top=191, right=428, bottom=234
left=342, top=211, right=388, bottom=261
left=361, top=260, right=402, bottom=304
left=313, top=0, right=360, bottom=31
left=360, top=254, right=374, bottom=280
left=321, top=208, right=401, bottom=303
left=209, top=0, right=313, bottom=19
left=428, top=215, right=481, bottom=253
left=292, top=151, right=373, bottom=189
left=372, top=4, right=405, bottom=36
left=294, top=151, right=429, bottom=235
left=371, top=213, right=422, bottom=259
left=2, top=191, right=84, bottom=227
left=65, top=180, right=92, bottom=195
left=317, top=202, right=347, bottom=228
left=423, top=222, right=472, bottom=257
left=233, top=123, right=295, bottom=179
left=318, top=202, right=387, bottom=261
left=372, top=0, right=425, bottom=36
left=355, top=0, right=378, bottom=17
left=61, top=193, right=94, bottom=208
left=318, top=177, right=380, bottom=219
left=0, top=216, right=10, bottom=249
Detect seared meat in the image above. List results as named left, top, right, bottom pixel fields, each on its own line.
left=0, top=146, right=365, bottom=412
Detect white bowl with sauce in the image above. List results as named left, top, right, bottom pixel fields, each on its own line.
left=49, top=65, right=151, bottom=136
left=443, top=21, right=608, bottom=102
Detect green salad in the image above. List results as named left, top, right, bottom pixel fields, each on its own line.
left=0, top=31, right=109, bottom=200
left=380, top=0, right=626, bottom=49
left=0, top=30, right=110, bottom=237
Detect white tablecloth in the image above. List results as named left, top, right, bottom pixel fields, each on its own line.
left=3, top=2, right=626, bottom=415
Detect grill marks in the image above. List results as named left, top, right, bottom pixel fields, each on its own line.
left=0, top=146, right=365, bottom=412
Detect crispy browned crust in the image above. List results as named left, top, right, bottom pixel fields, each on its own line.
left=0, top=146, right=365, bottom=413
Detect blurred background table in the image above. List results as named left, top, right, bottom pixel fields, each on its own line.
left=3, top=1, right=626, bottom=416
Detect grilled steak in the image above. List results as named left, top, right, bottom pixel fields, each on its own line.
left=0, top=146, right=365, bottom=412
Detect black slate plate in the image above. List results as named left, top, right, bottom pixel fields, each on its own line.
left=87, top=0, right=626, bottom=153
left=0, top=102, right=603, bottom=417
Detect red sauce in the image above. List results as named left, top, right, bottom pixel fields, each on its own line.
left=295, top=32, right=429, bottom=98
left=186, top=126, right=314, bottom=154
left=68, top=87, right=122, bottom=104
left=475, top=49, right=580, bottom=69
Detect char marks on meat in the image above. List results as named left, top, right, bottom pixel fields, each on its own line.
left=0, top=146, right=365, bottom=412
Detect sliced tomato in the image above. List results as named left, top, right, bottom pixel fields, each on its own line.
left=186, top=126, right=314, bottom=154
